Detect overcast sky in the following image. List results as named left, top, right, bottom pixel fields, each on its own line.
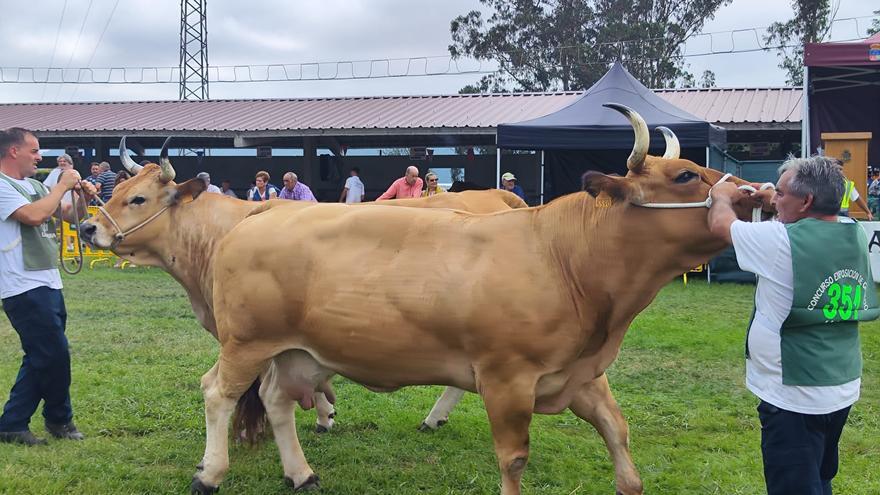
left=0, top=0, right=877, bottom=103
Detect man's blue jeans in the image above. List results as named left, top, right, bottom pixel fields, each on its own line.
left=0, top=286, right=73, bottom=432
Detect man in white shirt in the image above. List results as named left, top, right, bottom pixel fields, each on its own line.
left=196, top=172, right=222, bottom=194
left=708, top=155, right=878, bottom=494
left=339, top=167, right=365, bottom=203
left=43, top=154, right=76, bottom=204
left=0, top=128, right=97, bottom=446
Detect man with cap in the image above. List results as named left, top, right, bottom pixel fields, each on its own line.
left=500, top=172, right=526, bottom=201
left=196, top=172, right=222, bottom=194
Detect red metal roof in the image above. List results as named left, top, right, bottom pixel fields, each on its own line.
left=0, top=88, right=801, bottom=136
left=654, top=87, right=801, bottom=124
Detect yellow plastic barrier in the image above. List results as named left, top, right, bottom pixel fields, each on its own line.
left=682, top=264, right=710, bottom=286
left=58, top=206, right=129, bottom=269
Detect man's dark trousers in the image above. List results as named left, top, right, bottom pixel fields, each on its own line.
left=0, top=286, right=72, bottom=432
left=758, top=400, right=851, bottom=495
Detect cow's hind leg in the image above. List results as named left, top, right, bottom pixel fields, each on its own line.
left=479, top=372, right=537, bottom=495
left=259, top=361, right=320, bottom=490
left=569, top=374, right=642, bottom=495
left=192, top=348, right=269, bottom=494
left=420, top=386, right=466, bottom=431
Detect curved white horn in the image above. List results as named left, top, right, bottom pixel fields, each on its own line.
left=119, top=136, right=144, bottom=175
left=158, top=136, right=175, bottom=183
left=603, top=103, right=648, bottom=173
left=656, top=126, right=680, bottom=159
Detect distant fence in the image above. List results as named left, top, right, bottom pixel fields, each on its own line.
left=709, top=146, right=782, bottom=184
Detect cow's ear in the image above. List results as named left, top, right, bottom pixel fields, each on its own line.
left=582, top=171, right=634, bottom=201
left=168, top=178, right=207, bottom=205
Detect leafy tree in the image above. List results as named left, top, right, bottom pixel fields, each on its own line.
left=763, top=0, right=832, bottom=86
left=449, top=0, right=732, bottom=92
left=869, top=9, right=880, bottom=36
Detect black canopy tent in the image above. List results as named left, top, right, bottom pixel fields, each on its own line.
left=496, top=62, right=726, bottom=201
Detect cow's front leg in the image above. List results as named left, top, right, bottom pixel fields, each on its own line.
left=314, top=391, right=336, bottom=433
left=569, top=374, right=642, bottom=495
left=479, top=373, right=537, bottom=495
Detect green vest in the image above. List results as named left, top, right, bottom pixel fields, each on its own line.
left=781, top=218, right=879, bottom=386
left=0, top=173, right=59, bottom=271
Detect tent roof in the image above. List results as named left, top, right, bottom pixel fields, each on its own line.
left=497, top=62, right=725, bottom=150
left=804, top=33, right=880, bottom=67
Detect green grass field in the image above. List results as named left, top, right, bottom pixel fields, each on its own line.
left=0, top=267, right=877, bottom=494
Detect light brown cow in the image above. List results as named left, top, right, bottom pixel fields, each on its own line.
left=79, top=142, right=637, bottom=467
left=78, top=142, right=532, bottom=437
left=169, top=104, right=771, bottom=495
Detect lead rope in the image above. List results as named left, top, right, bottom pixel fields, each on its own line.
left=59, top=187, right=87, bottom=275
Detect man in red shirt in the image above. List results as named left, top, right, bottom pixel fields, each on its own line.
left=378, top=166, right=423, bottom=200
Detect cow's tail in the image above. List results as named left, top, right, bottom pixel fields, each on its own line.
left=232, top=378, right=269, bottom=446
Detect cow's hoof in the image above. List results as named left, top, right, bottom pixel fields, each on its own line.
left=418, top=419, right=447, bottom=432
left=190, top=477, right=219, bottom=495
left=285, top=474, right=320, bottom=491
left=315, top=424, right=329, bottom=434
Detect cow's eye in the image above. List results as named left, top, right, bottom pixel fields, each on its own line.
left=129, top=196, right=146, bottom=205
left=674, top=171, right=698, bottom=184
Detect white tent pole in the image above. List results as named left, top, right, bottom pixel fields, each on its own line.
left=802, top=65, right=810, bottom=158
left=705, top=146, right=710, bottom=169
left=540, top=150, right=545, bottom=205
left=496, top=135, right=501, bottom=189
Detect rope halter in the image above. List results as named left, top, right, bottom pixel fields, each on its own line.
left=92, top=195, right=170, bottom=249
left=634, top=173, right=775, bottom=222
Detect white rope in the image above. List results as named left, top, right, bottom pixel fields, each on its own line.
left=634, top=173, right=775, bottom=222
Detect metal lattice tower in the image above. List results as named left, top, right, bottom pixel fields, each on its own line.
left=179, top=0, right=209, bottom=100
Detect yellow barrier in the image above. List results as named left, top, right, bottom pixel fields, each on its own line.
left=58, top=206, right=131, bottom=269
left=682, top=264, right=710, bottom=286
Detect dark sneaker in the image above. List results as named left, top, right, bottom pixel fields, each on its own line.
left=45, top=421, right=84, bottom=440
left=0, top=430, right=48, bottom=446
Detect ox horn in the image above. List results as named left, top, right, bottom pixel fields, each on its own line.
left=119, top=136, right=144, bottom=175
left=603, top=103, right=648, bottom=173
left=158, top=136, right=176, bottom=183
left=656, top=126, right=680, bottom=159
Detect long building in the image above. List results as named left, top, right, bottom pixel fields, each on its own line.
left=0, top=88, right=801, bottom=202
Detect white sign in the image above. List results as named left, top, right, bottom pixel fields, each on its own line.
left=860, top=221, right=880, bottom=282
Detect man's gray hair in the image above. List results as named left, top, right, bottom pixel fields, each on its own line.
left=57, top=153, right=72, bottom=164
left=284, top=172, right=297, bottom=181
left=778, top=155, right=844, bottom=215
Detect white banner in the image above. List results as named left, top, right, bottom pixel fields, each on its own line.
left=860, top=221, right=880, bottom=283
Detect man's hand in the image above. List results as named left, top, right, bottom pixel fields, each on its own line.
left=78, top=180, right=98, bottom=199
left=710, top=181, right=746, bottom=204
left=58, top=169, right=81, bottom=190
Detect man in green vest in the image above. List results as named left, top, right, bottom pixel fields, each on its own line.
left=0, top=128, right=97, bottom=446
left=708, top=155, right=878, bottom=494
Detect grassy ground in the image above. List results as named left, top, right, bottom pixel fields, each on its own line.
left=0, top=267, right=877, bottom=494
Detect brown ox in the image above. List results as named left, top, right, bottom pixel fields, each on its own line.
left=169, top=103, right=770, bottom=495
left=80, top=151, right=643, bottom=478
left=78, top=143, right=532, bottom=433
